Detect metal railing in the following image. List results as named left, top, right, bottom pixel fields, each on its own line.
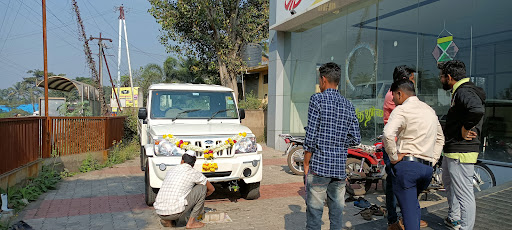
left=0, top=116, right=125, bottom=175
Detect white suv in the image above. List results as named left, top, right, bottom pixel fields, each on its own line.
left=138, top=83, right=263, bottom=205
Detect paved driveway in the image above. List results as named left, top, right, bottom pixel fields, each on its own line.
left=19, top=145, right=446, bottom=230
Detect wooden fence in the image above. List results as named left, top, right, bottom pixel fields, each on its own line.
left=0, top=117, right=44, bottom=176
left=0, top=116, right=125, bottom=175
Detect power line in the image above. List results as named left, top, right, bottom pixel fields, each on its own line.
left=0, top=1, right=22, bottom=55
left=0, top=56, right=35, bottom=75
left=0, top=0, right=12, bottom=37
left=12, top=0, right=83, bottom=53
left=32, top=0, right=77, bottom=36
left=3, top=10, right=112, bottom=41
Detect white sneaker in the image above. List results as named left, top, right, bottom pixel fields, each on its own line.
left=444, top=217, right=461, bottom=230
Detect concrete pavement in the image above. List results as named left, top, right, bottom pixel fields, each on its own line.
left=18, top=145, right=447, bottom=230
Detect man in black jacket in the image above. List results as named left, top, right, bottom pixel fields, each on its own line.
left=438, top=60, right=485, bottom=230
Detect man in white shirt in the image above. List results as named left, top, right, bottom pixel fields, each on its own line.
left=383, top=79, right=444, bottom=230
left=154, top=153, right=215, bottom=228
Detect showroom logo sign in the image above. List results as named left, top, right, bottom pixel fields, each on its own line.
left=433, top=25, right=459, bottom=63
left=285, top=0, right=301, bottom=11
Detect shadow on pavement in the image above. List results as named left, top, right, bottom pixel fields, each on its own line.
left=284, top=204, right=306, bottom=230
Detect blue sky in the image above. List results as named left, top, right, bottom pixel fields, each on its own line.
left=0, top=0, right=171, bottom=89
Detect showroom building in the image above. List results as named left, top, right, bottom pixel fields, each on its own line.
left=267, top=0, right=512, bottom=183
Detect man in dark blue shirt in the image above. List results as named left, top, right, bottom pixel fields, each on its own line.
left=303, top=62, right=361, bottom=230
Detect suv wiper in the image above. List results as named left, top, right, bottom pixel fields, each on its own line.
left=172, top=109, right=201, bottom=121
left=207, top=109, right=233, bottom=121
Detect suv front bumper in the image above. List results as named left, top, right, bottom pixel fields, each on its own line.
left=147, top=153, right=263, bottom=188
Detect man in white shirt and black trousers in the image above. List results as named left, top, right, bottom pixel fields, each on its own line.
left=383, top=79, right=445, bottom=230
left=154, top=152, right=215, bottom=229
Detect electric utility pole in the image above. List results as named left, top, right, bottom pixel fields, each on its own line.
left=115, top=5, right=135, bottom=105
left=42, top=0, right=50, bottom=158
left=89, top=33, right=112, bottom=88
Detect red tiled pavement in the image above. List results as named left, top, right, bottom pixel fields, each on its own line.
left=23, top=181, right=304, bottom=220
left=23, top=194, right=148, bottom=219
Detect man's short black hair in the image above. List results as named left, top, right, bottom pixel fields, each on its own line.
left=393, top=65, right=415, bottom=83
left=438, top=60, right=466, bottom=81
left=182, top=154, right=196, bottom=167
left=319, top=62, right=341, bottom=84
left=390, top=79, right=416, bottom=96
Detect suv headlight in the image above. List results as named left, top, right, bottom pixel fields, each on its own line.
left=154, top=140, right=183, bottom=156
left=235, top=137, right=257, bottom=154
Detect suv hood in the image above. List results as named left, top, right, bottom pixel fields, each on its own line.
left=150, top=123, right=253, bottom=137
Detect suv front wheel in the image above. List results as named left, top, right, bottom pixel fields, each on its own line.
left=240, top=181, right=260, bottom=200
left=140, top=146, right=146, bottom=171
left=145, top=161, right=158, bottom=206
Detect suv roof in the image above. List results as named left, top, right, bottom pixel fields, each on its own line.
left=149, top=83, right=233, bottom=92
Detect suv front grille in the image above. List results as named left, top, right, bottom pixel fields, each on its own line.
left=202, top=171, right=232, bottom=178
left=182, top=139, right=234, bottom=158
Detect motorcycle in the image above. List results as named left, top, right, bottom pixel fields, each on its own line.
left=278, top=134, right=497, bottom=196
left=278, top=134, right=305, bottom=175
left=279, top=134, right=386, bottom=196
left=345, top=137, right=386, bottom=196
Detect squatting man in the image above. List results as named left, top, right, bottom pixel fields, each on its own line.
left=153, top=152, right=215, bottom=229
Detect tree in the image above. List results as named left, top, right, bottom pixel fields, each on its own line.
left=135, top=63, right=165, bottom=105
left=163, top=56, right=179, bottom=82
left=170, top=57, right=217, bottom=84
left=149, top=0, right=269, bottom=98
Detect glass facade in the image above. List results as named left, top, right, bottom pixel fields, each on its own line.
left=279, top=0, right=512, bottom=163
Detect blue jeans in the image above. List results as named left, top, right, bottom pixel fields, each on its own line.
left=391, top=161, right=433, bottom=230
left=306, top=172, right=346, bottom=230
left=383, top=149, right=398, bottom=224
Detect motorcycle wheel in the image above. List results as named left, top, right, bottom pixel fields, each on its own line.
left=345, top=158, right=372, bottom=196
left=287, top=146, right=305, bottom=176
left=473, top=161, right=496, bottom=193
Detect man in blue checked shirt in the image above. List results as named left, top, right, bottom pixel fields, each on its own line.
left=303, top=62, right=361, bottom=230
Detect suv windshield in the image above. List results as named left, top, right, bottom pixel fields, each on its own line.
left=150, top=90, right=238, bottom=119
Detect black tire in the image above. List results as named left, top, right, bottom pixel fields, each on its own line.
left=145, top=161, right=158, bottom=206
left=473, top=161, right=496, bottom=193
left=345, top=158, right=372, bottom=196
left=140, top=145, right=146, bottom=171
left=240, top=181, right=260, bottom=200
left=287, top=146, right=305, bottom=176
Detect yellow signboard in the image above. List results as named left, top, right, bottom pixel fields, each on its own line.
left=112, top=87, right=140, bottom=107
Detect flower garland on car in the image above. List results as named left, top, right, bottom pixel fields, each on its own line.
left=162, top=132, right=247, bottom=172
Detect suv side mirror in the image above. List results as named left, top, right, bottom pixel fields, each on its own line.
left=138, top=108, right=147, bottom=120
left=238, top=109, right=245, bottom=120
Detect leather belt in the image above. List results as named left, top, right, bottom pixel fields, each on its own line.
left=402, top=155, right=433, bottom=167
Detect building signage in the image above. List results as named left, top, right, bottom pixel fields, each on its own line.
left=276, top=0, right=319, bottom=25
left=285, top=0, right=302, bottom=11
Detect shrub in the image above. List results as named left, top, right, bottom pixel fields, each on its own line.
left=104, top=138, right=139, bottom=167
left=238, top=91, right=262, bottom=110
left=79, top=154, right=102, bottom=173
left=117, top=108, right=138, bottom=142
